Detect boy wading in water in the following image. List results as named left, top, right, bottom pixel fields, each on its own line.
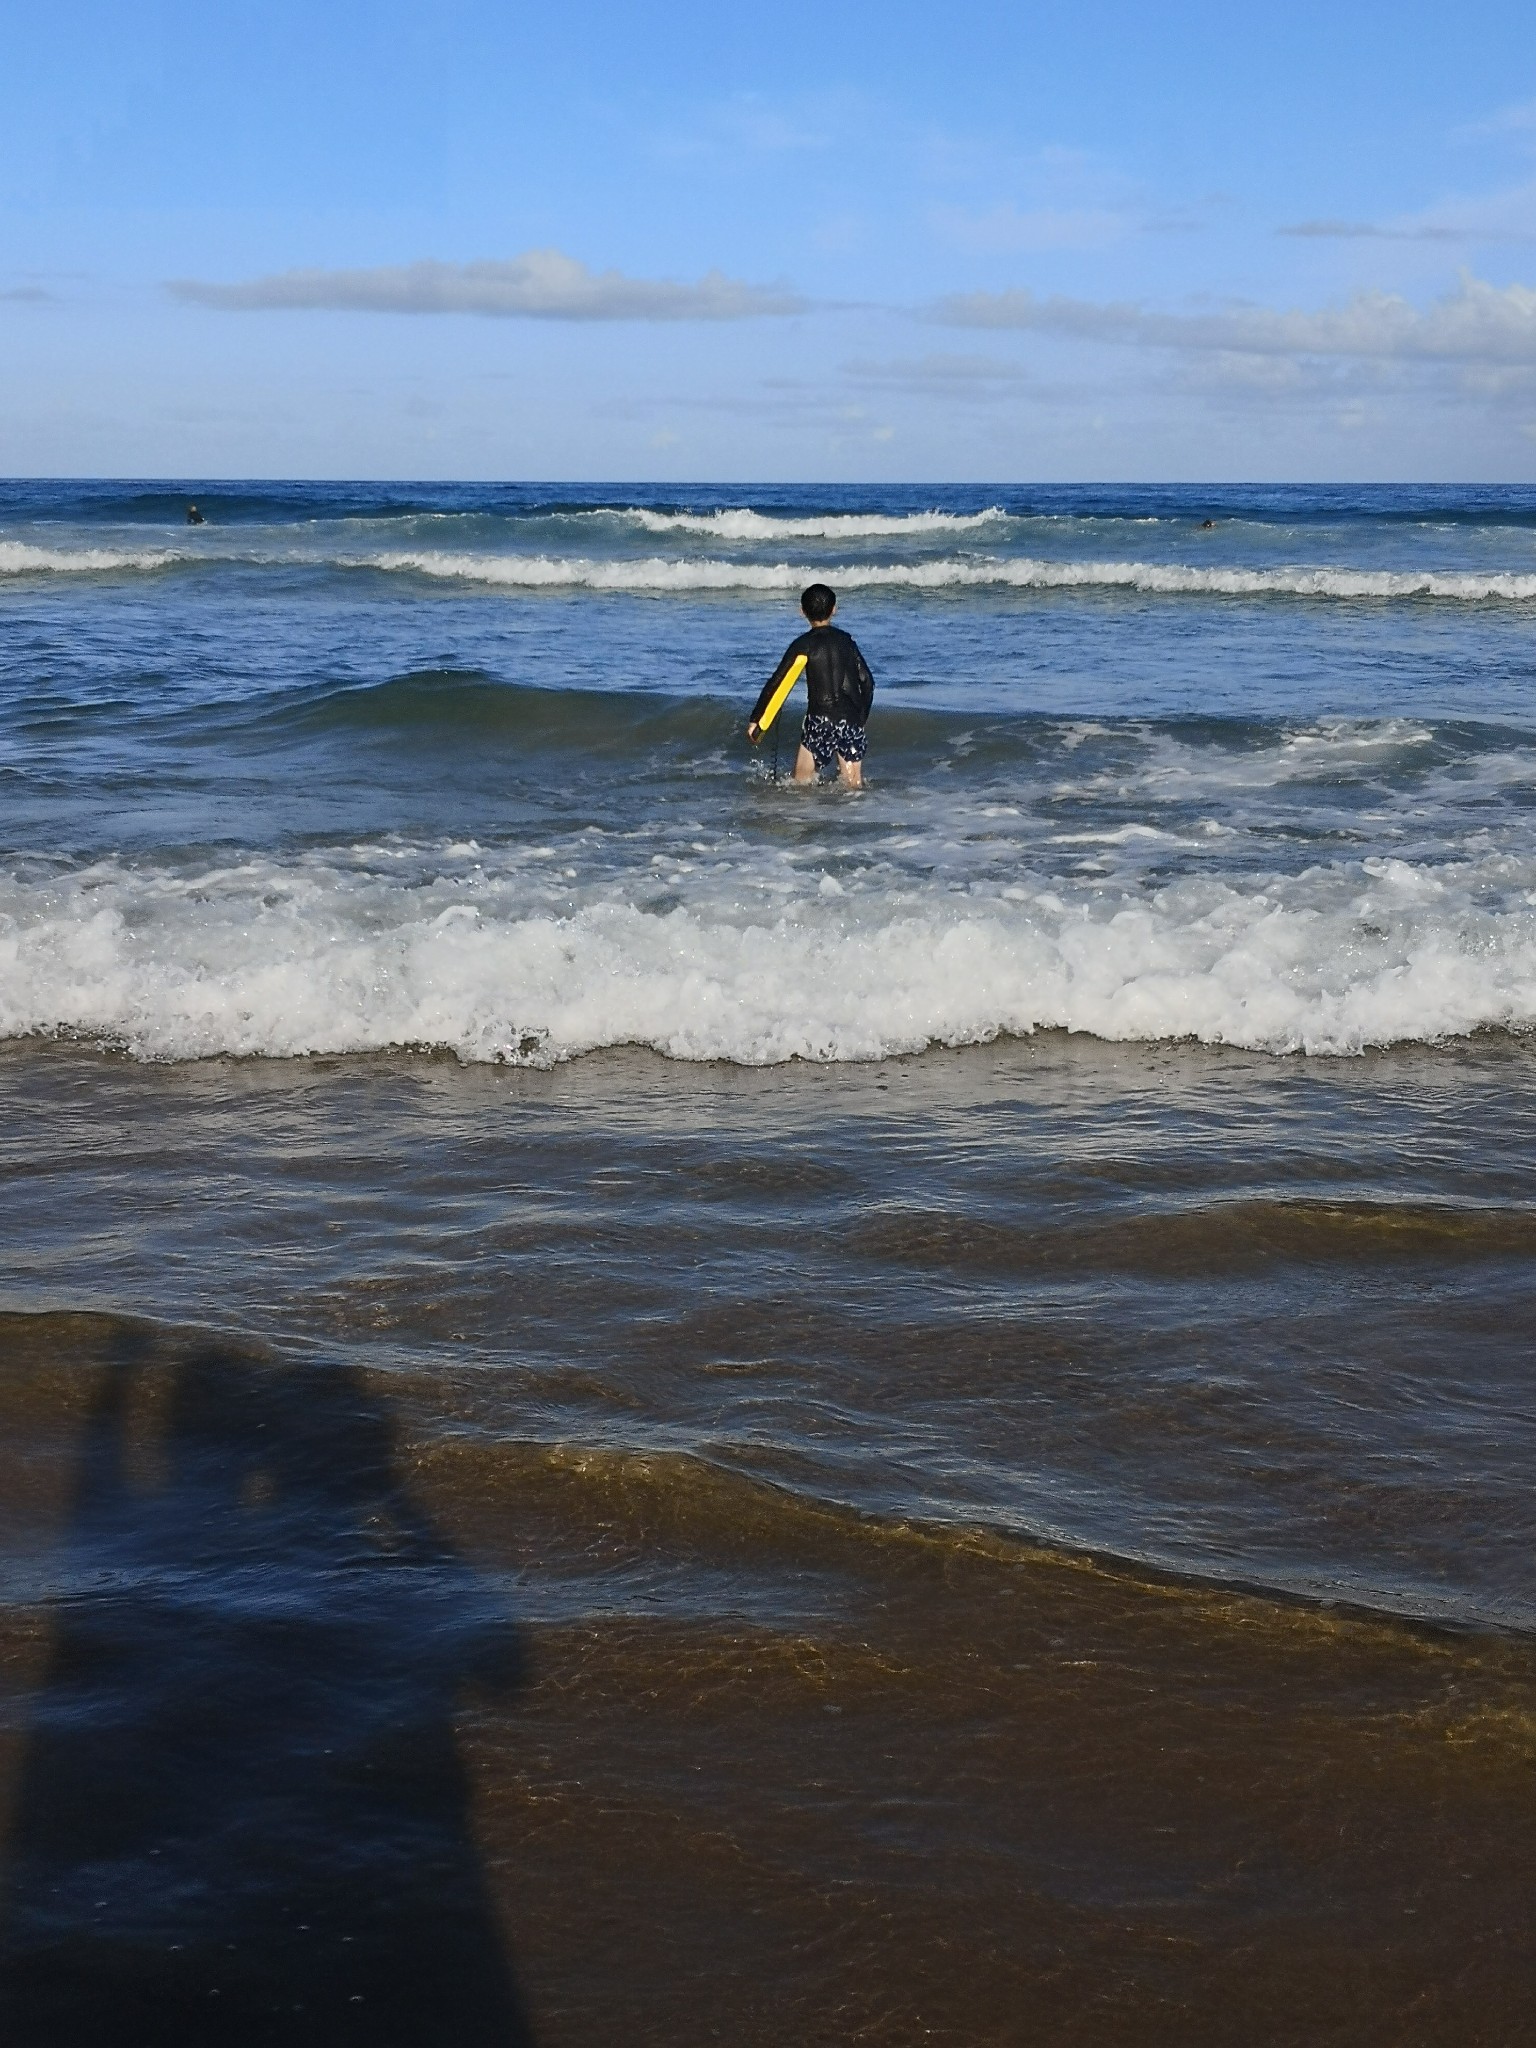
left=747, top=583, right=874, bottom=787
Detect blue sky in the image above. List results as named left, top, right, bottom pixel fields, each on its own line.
left=5, top=0, right=1536, bottom=479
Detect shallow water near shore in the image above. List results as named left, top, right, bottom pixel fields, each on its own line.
left=3, top=1036, right=1536, bottom=2042
left=3, top=480, right=1536, bottom=2040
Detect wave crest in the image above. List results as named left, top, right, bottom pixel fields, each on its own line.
left=367, top=551, right=1536, bottom=602
left=7, top=536, right=1536, bottom=602
left=5, top=847, right=1536, bottom=1064
left=0, top=541, right=185, bottom=577
left=622, top=507, right=1009, bottom=540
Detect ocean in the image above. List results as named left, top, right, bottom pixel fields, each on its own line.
left=1, top=479, right=1534, bottom=2043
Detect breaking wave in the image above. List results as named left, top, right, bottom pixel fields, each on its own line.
left=6, top=843, right=1536, bottom=1064
left=366, top=552, right=1536, bottom=602
left=620, top=507, right=1009, bottom=540
left=0, top=541, right=187, bottom=577
left=8, top=537, right=1536, bottom=603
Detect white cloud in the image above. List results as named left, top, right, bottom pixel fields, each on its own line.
left=930, top=273, right=1536, bottom=364
left=168, top=249, right=807, bottom=321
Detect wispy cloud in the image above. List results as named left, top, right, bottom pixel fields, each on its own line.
left=842, top=352, right=1040, bottom=399
left=0, top=285, right=55, bottom=303
left=928, top=202, right=1132, bottom=253
left=846, top=351, right=1035, bottom=385
left=921, top=139, right=1172, bottom=253
left=1455, top=98, right=1536, bottom=145
left=597, top=380, right=898, bottom=444
left=930, top=274, right=1536, bottom=364
left=648, top=87, right=860, bottom=163
left=168, top=249, right=807, bottom=321
left=1280, top=175, right=1536, bottom=245
left=1278, top=219, right=1466, bottom=242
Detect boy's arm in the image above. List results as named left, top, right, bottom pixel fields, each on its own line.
left=747, top=642, right=804, bottom=739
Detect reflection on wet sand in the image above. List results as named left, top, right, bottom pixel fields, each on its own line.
left=3, top=1308, right=1536, bottom=2043
left=418, top=1426, right=1536, bottom=2046
left=0, top=1317, right=531, bottom=2046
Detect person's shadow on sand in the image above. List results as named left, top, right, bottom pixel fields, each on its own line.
left=0, top=1329, right=533, bottom=2046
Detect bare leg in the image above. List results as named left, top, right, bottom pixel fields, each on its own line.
left=836, top=755, right=863, bottom=789
left=793, top=746, right=818, bottom=784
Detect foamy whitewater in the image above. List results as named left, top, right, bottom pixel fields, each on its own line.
left=6, top=478, right=1536, bottom=1066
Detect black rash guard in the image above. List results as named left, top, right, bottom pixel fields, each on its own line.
left=751, top=624, right=874, bottom=730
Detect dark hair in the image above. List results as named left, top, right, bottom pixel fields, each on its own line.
left=800, top=583, right=836, bottom=623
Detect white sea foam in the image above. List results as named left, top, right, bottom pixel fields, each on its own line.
left=1043, top=718, right=1441, bottom=806
left=364, top=550, right=1536, bottom=602
left=8, top=535, right=1536, bottom=603
left=5, top=843, right=1536, bottom=1065
left=620, top=507, right=1010, bottom=540
left=0, top=541, right=186, bottom=576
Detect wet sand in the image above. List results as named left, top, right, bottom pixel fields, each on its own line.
left=2, top=1038, right=1534, bottom=2041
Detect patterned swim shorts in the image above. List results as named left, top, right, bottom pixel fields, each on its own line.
left=800, top=714, right=867, bottom=769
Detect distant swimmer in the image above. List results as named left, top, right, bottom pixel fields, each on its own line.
left=186, top=504, right=206, bottom=526
left=1199, top=519, right=1215, bottom=530
left=747, top=583, right=874, bottom=789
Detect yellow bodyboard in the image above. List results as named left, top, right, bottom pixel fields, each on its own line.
left=757, top=654, right=807, bottom=734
